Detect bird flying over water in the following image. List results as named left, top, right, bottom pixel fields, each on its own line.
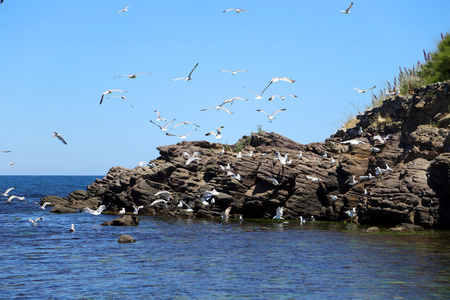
left=205, top=126, right=224, bottom=140
left=81, top=205, right=106, bottom=215
left=256, top=109, right=286, bottom=122
left=53, top=132, right=67, bottom=145
left=133, top=205, right=144, bottom=214
left=223, top=8, right=252, bottom=16
left=171, top=63, right=199, bottom=81
left=220, top=69, right=248, bottom=75
left=100, top=89, right=127, bottom=104
left=339, top=2, right=353, bottom=14
left=353, top=86, right=376, bottom=93
left=6, top=195, right=27, bottom=203
left=1, top=187, right=15, bottom=197
left=28, top=217, right=43, bottom=226
left=273, top=206, right=284, bottom=219
left=34, top=202, right=51, bottom=210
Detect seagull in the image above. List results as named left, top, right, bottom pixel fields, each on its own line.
left=322, top=152, right=328, bottom=158
left=201, top=106, right=234, bottom=114
left=345, top=207, right=357, bottom=218
left=69, top=224, right=75, bottom=232
left=28, top=217, right=43, bottom=226
left=385, top=89, right=400, bottom=96
left=172, top=120, right=199, bottom=129
left=371, top=147, right=381, bottom=153
left=178, top=200, right=193, bottom=212
left=81, top=205, right=106, bottom=215
left=273, top=206, right=284, bottom=220
left=206, top=126, right=224, bottom=140
left=166, top=129, right=197, bottom=140
left=233, top=173, right=241, bottom=181
left=219, top=147, right=225, bottom=155
left=100, top=89, right=126, bottom=105
left=275, top=151, right=289, bottom=165
left=114, top=72, right=149, bottom=79
left=244, top=151, right=253, bottom=157
left=339, top=2, right=353, bottom=14
left=330, top=195, right=338, bottom=201
left=223, top=8, right=252, bottom=15
left=306, top=175, right=322, bottom=182
left=353, top=86, right=376, bottom=93
left=257, top=109, right=286, bottom=122
left=107, top=95, right=134, bottom=108
left=8, top=161, right=14, bottom=166
left=222, top=206, right=232, bottom=220
left=243, top=82, right=273, bottom=99
left=1, top=187, right=15, bottom=197
left=220, top=69, right=248, bottom=75
left=386, top=164, right=394, bottom=172
left=150, top=199, right=168, bottom=208
left=171, top=63, right=199, bottom=81
left=6, top=195, right=27, bottom=203
left=345, top=175, right=358, bottom=186
left=133, top=205, right=144, bottom=214
left=295, top=151, right=303, bottom=158
left=340, top=139, right=366, bottom=145
left=267, top=177, right=280, bottom=186
left=358, top=127, right=364, bottom=135
left=299, top=216, right=306, bottom=224
left=155, top=191, right=172, bottom=201
left=53, top=132, right=67, bottom=145
left=118, top=207, right=126, bottom=215
left=150, top=119, right=176, bottom=132
left=268, top=94, right=297, bottom=101
left=359, top=173, right=375, bottom=181
left=34, top=202, right=51, bottom=209
left=236, top=152, right=242, bottom=159
left=270, top=77, right=295, bottom=83
left=373, top=134, right=391, bottom=144
left=364, top=189, right=369, bottom=196
left=219, top=97, right=248, bottom=107
left=183, top=151, right=202, bottom=166
left=154, top=110, right=167, bottom=122
left=118, top=6, right=129, bottom=13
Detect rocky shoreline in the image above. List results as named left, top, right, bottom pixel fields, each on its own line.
left=42, top=81, right=450, bottom=228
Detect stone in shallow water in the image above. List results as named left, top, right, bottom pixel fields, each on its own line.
left=118, top=234, right=136, bottom=243
left=364, top=226, right=380, bottom=232
left=102, top=215, right=139, bottom=226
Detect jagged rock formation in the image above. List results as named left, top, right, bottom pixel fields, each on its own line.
left=41, top=81, right=450, bottom=228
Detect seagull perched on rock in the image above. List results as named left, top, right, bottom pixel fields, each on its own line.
left=359, top=173, right=375, bottom=181
left=373, top=134, right=391, bottom=144
left=28, top=217, right=43, bottom=226
left=150, top=119, right=176, bottom=132
left=223, top=8, right=252, bottom=15
left=385, top=89, right=400, bottom=96
left=353, top=86, right=376, bottom=93
left=345, top=175, right=358, bottom=186
left=270, top=77, right=295, bottom=83
left=341, top=139, right=366, bottom=145
left=171, top=63, right=199, bottom=81
left=53, top=132, right=67, bottom=145
left=267, top=177, right=280, bottom=186
left=243, top=82, right=273, bottom=99
left=166, top=129, right=197, bottom=140
left=201, top=106, right=234, bottom=114
left=114, top=72, right=149, bottom=79
left=178, top=200, right=193, bottom=212
left=273, top=206, right=284, bottom=220
left=118, top=207, right=126, bottom=215
left=107, top=95, right=134, bottom=108
left=220, top=69, right=248, bottom=75
left=345, top=207, right=357, bottom=217
left=268, top=94, right=297, bottom=101
left=386, top=164, right=394, bottom=172
left=81, top=205, right=106, bottom=215
left=339, top=2, right=353, bottom=14
left=306, top=175, right=322, bottom=182
left=371, top=147, right=382, bottom=153
left=183, top=151, right=202, bottom=166
left=205, top=126, right=224, bottom=140
left=275, top=151, right=289, bottom=165
left=100, top=89, right=126, bottom=105
left=34, top=202, right=51, bottom=210
left=257, top=109, right=286, bottom=122
left=1, top=187, right=15, bottom=197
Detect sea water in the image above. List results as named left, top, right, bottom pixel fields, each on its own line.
left=0, top=176, right=449, bottom=299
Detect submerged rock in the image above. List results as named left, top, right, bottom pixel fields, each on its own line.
left=117, top=234, right=136, bottom=243
left=102, top=215, right=139, bottom=226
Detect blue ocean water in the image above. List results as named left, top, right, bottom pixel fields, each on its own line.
left=1, top=176, right=450, bottom=299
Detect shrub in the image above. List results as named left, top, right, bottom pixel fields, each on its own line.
left=419, top=33, right=450, bottom=84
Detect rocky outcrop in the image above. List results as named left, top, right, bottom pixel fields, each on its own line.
left=102, top=215, right=139, bottom=226
left=41, top=81, right=450, bottom=228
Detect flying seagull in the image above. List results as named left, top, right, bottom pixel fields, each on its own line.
left=171, top=63, right=199, bottom=81
left=353, top=86, right=376, bottom=93
left=81, top=205, right=106, bottom=215
left=133, top=205, right=144, bottom=214
left=223, top=8, right=252, bottom=16
left=107, top=95, right=134, bottom=108
left=268, top=94, right=297, bottom=101
left=172, top=120, right=200, bottom=129
left=28, top=217, right=43, bottom=226
left=118, top=6, right=129, bottom=13
left=100, top=89, right=127, bottom=104
left=340, top=2, right=353, bottom=14
left=273, top=206, right=284, bottom=220
left=222, top=206, right=232, bottom=220
left=220, top=69, right=248, bottom=75
left=270, top=77, right=295, bottom=83
left=114, top=72, right=149, bottom=79
left=201, top=106, right=234, bottom=114
left=150, top=199, right=168, bottom=208
left=2, top=187, right=15, bottom=197
left=6, top=195, right=27, bottom=203
left=34, top=202, right=51, bottom=210
left=150, top=119, right=176, bottom=132
left=256, top=109, right=286, bottom=122
left=205, top=126, right=224, bottom=140
left=219, top=97, right=248, bottom=107
left=53, top=132, right=67, bottom=145
left=183, top=152, right=202, bottom=166
left=154, top=110, right=167, bottom=122
left=165, top=129, right=197, bottom=140
left=243, top=82, right=272, bottom=99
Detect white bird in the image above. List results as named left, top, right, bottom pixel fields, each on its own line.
left=222, top=206, right=232, bottom=220
left=345, top=207, right=357, bottom=217
left=358, top=127, right=364, bottom=135
left=295, top=151, right=303, bottom=158
left=154, top=110, right=167, bottom=122
left=371, top=147, right=381, bottom=153
left=138, top=161, right=150, bottom=167
left=239, top=215, right=244, bottom=221
left=340, top=139, right=366, bottom=145
left=270, top=77, right=295, bottom=83
left=183, top=151, right=202, bottom=166
left=203, top=189, right=220, bottom=197
left=219, top=147, right=225, bottom=155
left=172, top=120, right=199, bottom=129
left=220, top=69, right=248, bottom=75
left=53, top=132, right=67, bottom=145
left=233, top=173, right=241, bottom=181
left=219, top=97, right=248, bottom=107
left=257, top=109, right=286, bottom=122
left=299, top=216, right=306, bottom=224
left=118, top=6, right=129, bottom=13
left=150, top=199, right=168, bottom=208
left=306, top=175, right=322, bottom=182
left=225, top=163, right=231, bottom=171
left=236, top=152, right=242, bottom=159
left=9, top=161, right=14, bottom=166
left=100, top=89, right=126, bottom=104
left=69, top=224, right=75, bottom=232
left=150, top=119, right=176, bottom=132
left=386, top=164, right=394, bottom=172
left=133, top=205, right=144, bottom=214
left=275, top=151, right=289, bottom=165
left=81, top=205, right=107, bottom=215
left=34, top=201, right=51, bottom=209
left=322, top=152, right=328, bottom=158
left=373, top=134, right=391, bottom=144
left=345, top=175, right=358, bottom=186
left=166, top=129, right=197, bottom=140
left=339, top=2, right=353, bottom=14
left=114, top=72, right=149, bottom=79
left=385, top=89, right=400, bottom=96
left=107, top=95, right=134, bottom=108
left=223, top=8, right=252, bottom=15
left=268, top=94, right=297, bottom=101
left=364, top=189, right=369, bottom=196
left=171, top=63, right=199, bottom=81
left=243, top=82, right=273, bottom=99
left=273, top=206, right=284, bottom=220
left=267, top=177, right=280, bottom=186
left=6, top=195, right=27, bottom=203
left=118, top=207, right=126, bottom=215
left=201, top=106, right=234, bottom=114
left=330, top=195, right=338, bottom=201
left=375, top=167, right=386, bottom=176
left=205, top=126, right=224, bottom=140
left=1, top=187, right=15, bottom=197
left=244, top=151, right=253, bottom=157
left=178, top=200, right=193, bottom=212
left=28, top=217, right=43, bottom=226
left=359, top=173, right=375, bottom=181
left=353, top=86, right=376, bottom=93
left=155, top=190, right=172, bottom=201
left=331, top=157, right=336, bottom=163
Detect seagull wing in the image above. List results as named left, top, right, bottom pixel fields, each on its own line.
left=187, top=63, right=199, bottom=79
left=242, top=86, right=259, bottom=96
left=260, top=81, right=273, bottom=96
left=218, top=107, right=233, bottom=114
left=162, top=119, right=176, bottom=129
left=352, top=87, right=363, bottom=92
left=272, top=109, right=286, bottom=116
left=256, top=109, right=269, bottom=116
left=150, top=120, right=163, bottom=130
left=184, top=129, right=197, bottom=137
left=345, top=2, right=353, bottom=13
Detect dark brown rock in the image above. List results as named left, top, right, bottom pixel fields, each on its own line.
left=102, top=215, right=139, bottom=226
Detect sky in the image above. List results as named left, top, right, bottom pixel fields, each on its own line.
left=1, top=0, right=449, bottom=175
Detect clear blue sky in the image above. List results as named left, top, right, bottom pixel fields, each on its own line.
left=1, top=0, right=449, bottom=175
